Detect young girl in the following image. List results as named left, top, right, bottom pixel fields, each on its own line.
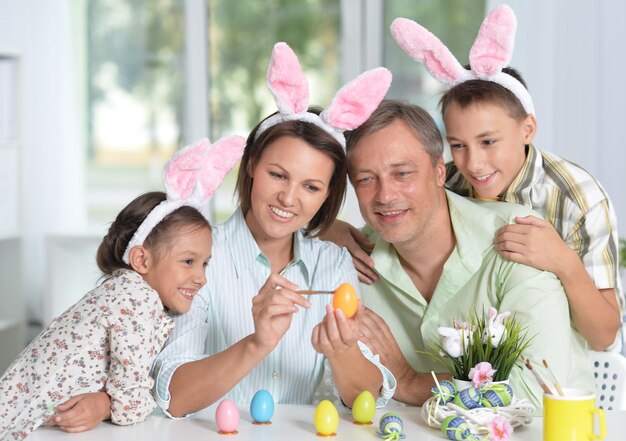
left=0, top=137, right=244, bottom=438
left=152, top=42, right=395, bottom=417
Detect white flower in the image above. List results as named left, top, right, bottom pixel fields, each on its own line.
left=482, top=307, right=511, bottom=347
left=438, top=322, right=474, bottom=358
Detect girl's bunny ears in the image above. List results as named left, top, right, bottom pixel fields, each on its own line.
left=390, top=4, right=535, bottom=115
left=255, top=42, right=392, bottom=147
left=122, top=136, right=245, bottom=264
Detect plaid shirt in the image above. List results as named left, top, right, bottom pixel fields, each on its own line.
left=445, top=144, right=623, bottom=314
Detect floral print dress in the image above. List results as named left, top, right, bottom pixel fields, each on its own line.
left=0, top=269, right=174, bottom=439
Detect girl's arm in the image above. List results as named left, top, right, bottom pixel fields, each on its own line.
left=51, top=392, right=111, bottom=432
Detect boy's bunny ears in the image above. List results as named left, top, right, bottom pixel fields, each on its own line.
left=390, top=4, right=535, bottom=115
left=122, top=136, right=245, bottom=264
left=255, top=42, right=392, bottom=147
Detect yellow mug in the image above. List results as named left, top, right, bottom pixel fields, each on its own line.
left=543, top=388, right=606, bottom=441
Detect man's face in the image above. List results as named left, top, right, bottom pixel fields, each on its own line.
left=348, top=119, right=446, bottom=247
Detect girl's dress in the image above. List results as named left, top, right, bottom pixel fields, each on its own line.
left=0, top=269, right=174, bottom=439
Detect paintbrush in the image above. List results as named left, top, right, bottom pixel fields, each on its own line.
left=543, top=359, right=565, bottom=396
left=522, top=355, right=553, bottom=394
left=296, top=290, right=334, bottom=295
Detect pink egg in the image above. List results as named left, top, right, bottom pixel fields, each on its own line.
left=215, top=399, right=240, bottom=434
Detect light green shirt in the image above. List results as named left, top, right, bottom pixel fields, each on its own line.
left=361, top=190, right=593, bottom=408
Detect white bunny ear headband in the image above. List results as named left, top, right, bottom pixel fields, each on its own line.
left=390, top=4, right=535, bottom=116
left=254, top=42, right=393, bottom=147
left=122, top=136, right=246, bottom=264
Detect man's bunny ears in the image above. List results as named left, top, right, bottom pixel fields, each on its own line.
left=122, top=136, right=245, bottom=264
left=255, top=42, right=392, bottom=147
left=390, top=4, right=535, bottom=115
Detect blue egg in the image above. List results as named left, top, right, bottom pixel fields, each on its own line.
left=250, top=389, right=274, bottom=423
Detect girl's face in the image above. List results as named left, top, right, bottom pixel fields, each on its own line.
left=444, top=101, right=536, bottom=199
left=143, top=225, right=212, bottom=313
left=246, top=136, right=334, bottom=242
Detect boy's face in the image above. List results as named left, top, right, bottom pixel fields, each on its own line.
left=444, top=101, right=536, bottom=199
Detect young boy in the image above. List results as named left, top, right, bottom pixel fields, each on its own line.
left=442, top=67, right=622, bottom=351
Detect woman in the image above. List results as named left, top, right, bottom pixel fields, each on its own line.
left=151, top=42, right=395, bottom=417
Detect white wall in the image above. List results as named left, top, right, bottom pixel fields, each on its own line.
left=0, top=0, right=86, bottom=324
left=489, top=0, right=626, bottom=237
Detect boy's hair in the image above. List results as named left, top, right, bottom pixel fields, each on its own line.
left=236, top=107, right=347, bottom=237
left=345, top=99, right=444, bottom=166
left=440, top=67, right=529, bottom=121
left=97, top=191, right=210, bottom=274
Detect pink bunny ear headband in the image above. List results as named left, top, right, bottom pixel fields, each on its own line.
left=254, top=42, right=393, bottom=147
left=122, top=136, right=245, bottom=264
left=390, top=4, right=535, bottom=116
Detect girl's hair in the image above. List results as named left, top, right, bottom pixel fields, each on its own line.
left=440, top=67, right=529, bottom=121
left=236, top=107, right=347, bottom=237
left=96, top=191, right=210, bottom=274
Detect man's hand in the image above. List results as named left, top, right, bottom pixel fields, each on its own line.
left=493, top=215, right=573, bottom=276
left=359, top=308, right=413, bottom=384
left=52, top=392, right=111, bottom=432
left=320, top=220, right=378, bottom=284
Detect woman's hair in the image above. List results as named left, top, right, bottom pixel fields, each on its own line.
left=440, top=67, right=529, bottom=121
left=346, top=99, right=444, bottom=166
left=236, top=107, right=347, bottom=237
left=96, top=191, right=210, bottom=274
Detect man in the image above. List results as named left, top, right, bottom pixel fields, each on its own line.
left=335, top=100, right=592, bottom=407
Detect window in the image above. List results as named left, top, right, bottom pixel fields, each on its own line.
left=85, top=0, right=483, bottom=225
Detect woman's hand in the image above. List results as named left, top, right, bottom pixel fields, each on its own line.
left=251, top=273, right=311, bottom=352
left=311, top=303, right=360, bottom=359
left=52, top=392, right=111, bottom=432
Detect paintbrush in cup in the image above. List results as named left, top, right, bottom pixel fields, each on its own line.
left=522, top=355, right=553, bottom=394
left=543, top=359, right=564, bottom=396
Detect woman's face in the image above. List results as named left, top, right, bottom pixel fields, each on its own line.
left=246, top=136, right=334, bottom=242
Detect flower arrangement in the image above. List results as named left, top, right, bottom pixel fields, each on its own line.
left=426, top=306, right=533, bottom=383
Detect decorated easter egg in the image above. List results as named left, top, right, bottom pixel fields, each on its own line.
left=352, top=390, right=376, bottom=424
left=441, top=415, right=475, bottom=440
left=453, top=387, right=483, bottom=410
left=481, top=383, right=513, bottom=407
left=377, top=413, right=406, bottom=439
left=314, top=400, right=339, bottom=436
left=431, top=380, right=457, bottom=404
left=333, top=283, right=358, bottom=318
left=250, top=389, right=274, bottom=423
left=215, top=399, right=240, bottom=434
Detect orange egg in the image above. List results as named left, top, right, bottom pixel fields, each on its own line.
left=332, top=283, right=358, bottom=318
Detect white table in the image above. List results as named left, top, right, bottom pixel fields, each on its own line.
left=29, top=404, right=624, bottom=440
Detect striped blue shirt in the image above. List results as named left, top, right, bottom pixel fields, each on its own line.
left=152, top=209, right=395, bottom=414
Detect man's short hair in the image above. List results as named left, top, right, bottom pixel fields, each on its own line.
left=345, top=99, right=444, bottom=166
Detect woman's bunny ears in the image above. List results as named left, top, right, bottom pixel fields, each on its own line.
left=390, top=4, right=535, bottom=115
left=122, top=136, right=245, bottom=264
left=255, top=42, right=392, bottom=147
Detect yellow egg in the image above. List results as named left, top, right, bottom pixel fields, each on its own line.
left=333, top=283, right=358, bottom=318
left=352, top=390, right=376, bottom=424
left=314, top=400, right=339, bottom=436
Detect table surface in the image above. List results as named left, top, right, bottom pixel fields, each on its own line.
left=28, top=404, right=623, bottom=440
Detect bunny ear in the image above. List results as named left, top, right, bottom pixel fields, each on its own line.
left=390, top=18, right=469, bottom=85
left=164, top=138, right=210, bottom=201
left=266, top=42, right=309, bottom=115
left=321, top=67, right=392, bottom=131
left=469, top=4, right=517, bottom=78
left=198, top=135, right=246, bottom=203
